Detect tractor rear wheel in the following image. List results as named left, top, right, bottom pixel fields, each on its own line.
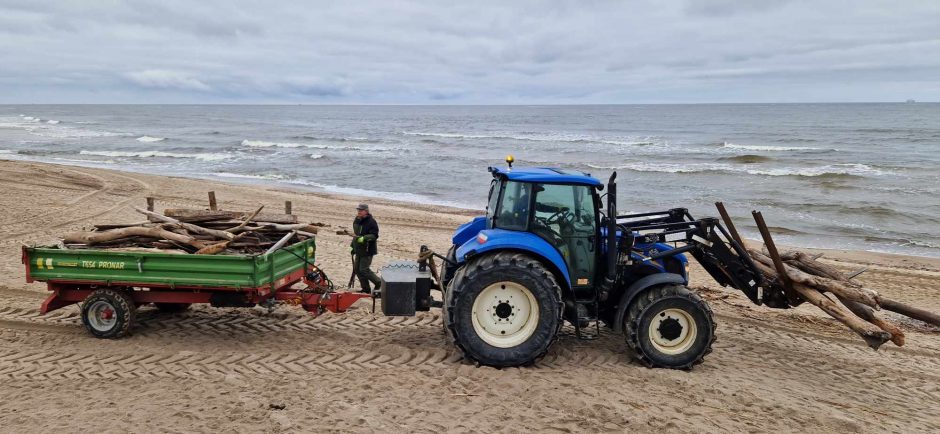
left=445, top=252, right=563, bottom=367
left=624, top=284, right=715, bottom=369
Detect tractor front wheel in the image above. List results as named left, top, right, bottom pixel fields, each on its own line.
left=445, top=252, right=562, bottom=367
left=624, top=284, right=715, bottom=369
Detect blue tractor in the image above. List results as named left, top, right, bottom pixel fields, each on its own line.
left=421, top=158, right=775, bottom=369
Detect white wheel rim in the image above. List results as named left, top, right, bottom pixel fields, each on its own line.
left=471, top=281, right=540, bottom=348
left=648, top=308, right=697, bottom=355
left=87, top=300, right=117, bottom=332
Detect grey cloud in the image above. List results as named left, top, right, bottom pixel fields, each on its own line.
left=126, top=70, right=212, bottom=92
left=1, top=0, right=939, bottom=103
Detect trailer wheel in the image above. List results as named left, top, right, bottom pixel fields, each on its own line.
left=624, top=284, right=715, bottom=369
left=81, top=289, right=136, bottom=339
left=446, top=252, right=562, bottom=367
left=155, top=303, right=191, bottom=313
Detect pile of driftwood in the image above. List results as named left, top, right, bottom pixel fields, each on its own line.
left=62, top=192, right=325, bottom=255
left=716, top=203, right=940, bottom=350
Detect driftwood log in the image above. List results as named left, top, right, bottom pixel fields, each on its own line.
left=60, top=195, right=324, bottom=256
left=163, top=209, right=298, bottom=224
left=63, top=227, right=206, bottom=249
left=736, top=205, right=940, bottom=350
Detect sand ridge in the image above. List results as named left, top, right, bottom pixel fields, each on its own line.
left=0, top=160, right=938, bottom=433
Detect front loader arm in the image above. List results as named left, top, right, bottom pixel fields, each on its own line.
left=617, top=210, right=788, bottom=308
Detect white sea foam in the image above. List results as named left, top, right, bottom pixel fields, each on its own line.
left=0, top=150, right=12, bottom=154
left=745, top=163, right=888, bottom=177
left=241, top=139, right=394, bottom=151
left=587, top=162, right=889, bottom=177
left=403, top=131, right=660, bottom=147
left=214, top=172, right=286, bottom=181
left=309, top=154, right=324, bottom=159
left=721, top=142, right=823, bottom=152
left=46, top=120, right=60, bottom=124
left=136, top=135, right=166, bottom=142
left=80, top=150, right=232, bottom=161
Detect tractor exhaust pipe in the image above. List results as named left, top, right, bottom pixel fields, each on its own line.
left=599, top=172, right=617, bottom=301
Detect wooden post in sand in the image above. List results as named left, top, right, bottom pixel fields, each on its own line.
left=146, top=197, right=155, bottom=212
left=208, top=191, right=217, bottom=211
left=285, top=201, right=292, bottom=215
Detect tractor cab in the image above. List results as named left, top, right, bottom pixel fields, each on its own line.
left=485, top=165, right=603, bottom=290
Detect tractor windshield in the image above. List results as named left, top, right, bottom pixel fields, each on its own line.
left=493, top=180, right=532, bottom=231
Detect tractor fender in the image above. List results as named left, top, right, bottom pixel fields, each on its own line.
left=612, top=273, right=687, bottom=333
left=455, top=229, right=571, bottom=289
left=451, top=216, right=486, bottom=247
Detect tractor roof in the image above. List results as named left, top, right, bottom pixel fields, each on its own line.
left=489, top=166, right=603, bottom=187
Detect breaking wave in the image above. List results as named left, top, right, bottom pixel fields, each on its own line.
left=80, top=150, right=232, bottom=161
left=720, top=142, right=826, bottom=152
left=136, top=136, right=166, bottom=142
left=241, top=139, right=396, bottom=151
left=587, top=162, right=889, bottom=177
left=402, top=131, right=660, bottom=147
left=214, top=172, right=286, bottom=181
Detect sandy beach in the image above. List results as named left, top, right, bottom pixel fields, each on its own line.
left=1, top=159, right=938, bottom=433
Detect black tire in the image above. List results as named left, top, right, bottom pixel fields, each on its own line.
left=623, top=284, right=716, bottom=369
left=155, top=303, right=191, bottom=313
left=80, top=288, right=136, bottom=339
left=445, top=252, right=563, bottom=367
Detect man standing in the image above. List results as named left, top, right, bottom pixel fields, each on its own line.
left=351, top=203, right=382, bottom=294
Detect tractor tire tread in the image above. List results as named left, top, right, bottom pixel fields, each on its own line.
left=80, top=288, right=136, bottom=339
left=623, top=284, right=716, bottom=369
left=445, top=251, right=563, bottom=367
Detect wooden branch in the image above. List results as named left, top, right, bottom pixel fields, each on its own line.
left=749, top=250, right=879, bottom=308
left=163, top=209, right=298, bottom=224
left=195, top=231, right=253, bottom=255
left=876, top=296, right=940, bottom=328
left=230, top=223, right=319, bottom=234
left=846, top=267, right=869, bottom=280
left=226, top=205, right=264, bottom=233
left=63, top=227, right=205, bottom=249
left=93, top=221, right=153, bottom=231
left=133, top=207, right=235, bottom=241
left=782, top=252, right=862, bottom=288
left=790, top=283, right=891, bottom=349
left=835, top=294, right=904, bottom=346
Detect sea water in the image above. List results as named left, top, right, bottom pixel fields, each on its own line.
left=1, top=104, right=938, bottom=257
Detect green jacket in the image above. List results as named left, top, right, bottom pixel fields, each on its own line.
left=351, top=214, right=379, bottom=256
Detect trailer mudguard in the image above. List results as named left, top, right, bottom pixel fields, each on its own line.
left=612, top=273, right=687, bottom=333
left=455, top=228, right=571, bottom=288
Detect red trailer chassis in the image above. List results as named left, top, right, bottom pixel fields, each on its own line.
left=35, top=265, right=371, bottom=318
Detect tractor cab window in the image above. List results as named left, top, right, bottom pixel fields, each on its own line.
left=532, top=183, right=598, bottom=287
left=493, top=180, right=532, bottom=231
left=485, top=179, right=500, bottom=228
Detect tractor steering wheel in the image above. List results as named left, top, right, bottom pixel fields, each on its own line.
left=545, top=209, right=573, bottom=226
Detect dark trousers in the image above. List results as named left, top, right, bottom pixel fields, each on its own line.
left=355, top=254, right=382, bottom=292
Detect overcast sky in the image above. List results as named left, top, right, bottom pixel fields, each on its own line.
left=2, top=1, right=939, bottom=104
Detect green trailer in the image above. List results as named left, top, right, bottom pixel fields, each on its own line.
left=22, top=239, right=369, bottom=338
